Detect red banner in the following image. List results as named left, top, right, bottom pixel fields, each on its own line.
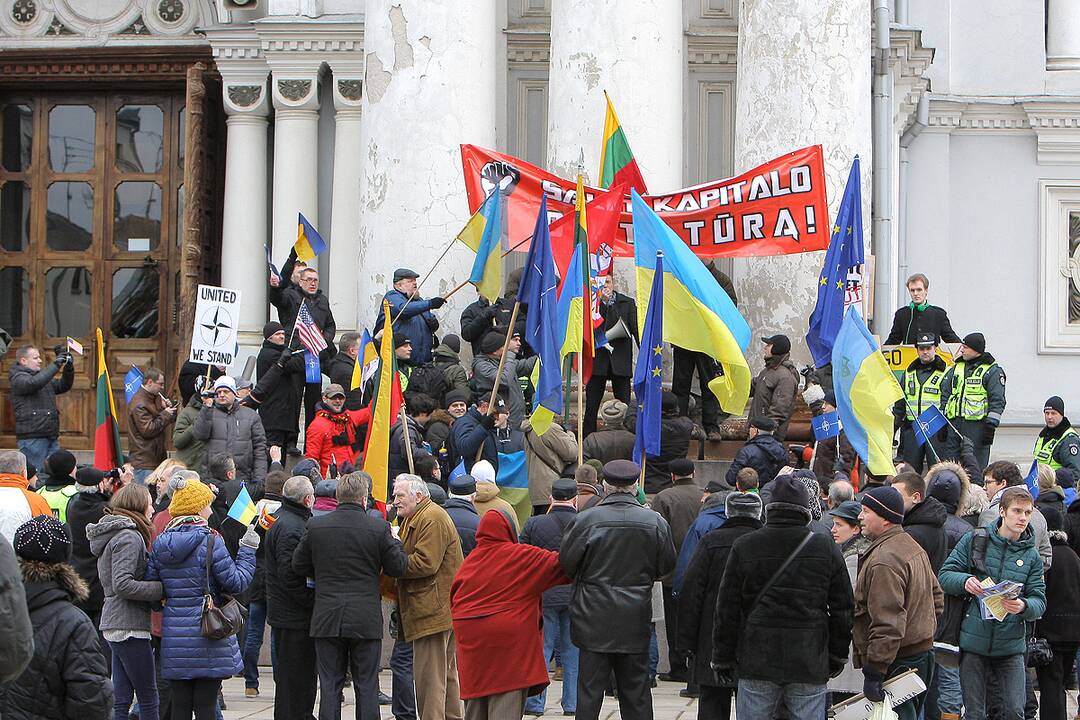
left=460, top=144, right=830, bottom=259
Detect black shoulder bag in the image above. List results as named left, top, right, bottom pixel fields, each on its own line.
left=200, top=533, right=247, bottom=640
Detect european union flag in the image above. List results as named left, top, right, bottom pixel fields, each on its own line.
left=806, top=157, right=865, bottom=368
left=914, top=405, right=948, bottom=447
left=812, top=410, right=842, bottom=441
left=123, top=366, right=143, bottom=405
left=1023, top=459, right=1040, bottom=499
left=304, top=350, right=321, bottom=384
left=633, top=251, right=665, bottom=464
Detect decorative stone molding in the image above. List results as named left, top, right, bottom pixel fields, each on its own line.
left=227, top=84, right=262, bottom=107
left=505, top=29, right=550, bottom=68
left=0, top=0, right=210, bottom=44
left=686, top=31, right=739, bottom=67
left=1025, top=101, right=1080, bottom=165
left=277, top=77, right=311, bottom=101
left=271, top=70, right=319, bottom=111
left=925, top=96, right=1080, bottom=164
left=0, top=45, right=211, bottom=83
left=336, top=78, right=362, bottom=102
left=889, top=26, right=934, bottom=129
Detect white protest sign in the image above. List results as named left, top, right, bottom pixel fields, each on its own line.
left=190, top=284, right=242, bottom=366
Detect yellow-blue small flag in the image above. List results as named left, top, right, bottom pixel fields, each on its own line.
left=227, top=485, right=257, bottom=526
left=294, top=212, right=327, bottom=262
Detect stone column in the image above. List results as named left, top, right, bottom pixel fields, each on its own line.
left=546, top=0, right=684, bottom=190
left=358, top=0, right=498, bottom=334
left=328, top=72, right=364, bottom=333
left=734, top=0, right=872, bottom=367
left=1048, top=0, right=1080, bottom=70
left=270, top=71, right=320, bottom=268
left=220, top=80, right=270, bottom=351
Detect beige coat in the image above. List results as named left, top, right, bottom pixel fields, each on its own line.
left=520, top=420, right=578, bottom=507
left=473, top=483, right=520, bottom=532
left=397, top=498, right=463, bottom=642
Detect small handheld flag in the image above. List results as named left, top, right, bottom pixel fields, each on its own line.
left=227, top=485, right=258, bottom=526
left=812, top=411, right=842, bottom=441
left=304, top=351, right=321, bottom=384
left=294, top=212, right=327, bottom=262
left=124, top=366, right=144, bottom=405
left=633, top=252, right=664, bottom=464
left=914, top=405, right=948, bottom=447
left=66, top=337, right=84, bottom=355
left=296, top=302, right=328, bottom=355
left=1023, top=459, right=1040, bottom=499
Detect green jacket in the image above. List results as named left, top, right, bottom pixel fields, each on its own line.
left=938, top=521, right=1046, bottom=657
left=172, top=395, right=206, bottom=476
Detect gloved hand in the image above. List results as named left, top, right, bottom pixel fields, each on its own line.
left=862, top=666, right=885, bottom=703
left=801, top=383, right=825, bottom=407
left=54, top=353, right=70, bottom=368
left=709, top=661, right=736, bottom=687
left=483, top=305, right=498, bottom=320
left=983, top=421, right=997, bottom=446
left=480, top=411, right=496, bottom=430
left=828, top=655, right=846, bottom=679
left=277, top=347, right=293, bottom=365
left=240, top=525, right=261, bottom=550
left=428, top=296, right=446, bottom=309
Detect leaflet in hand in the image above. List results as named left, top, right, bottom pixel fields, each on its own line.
left=978, top=577, right=1023, bottom=622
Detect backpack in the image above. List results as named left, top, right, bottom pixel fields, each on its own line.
left=405, top=362, right=448, bottom=407
left=937, top=527, right=990, bottom=647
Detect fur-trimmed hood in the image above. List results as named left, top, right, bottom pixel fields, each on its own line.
left=925, top=460, right=971, bottom=515
left=19, top=559, right=89, bottom=606
left=428, top=408, right=455, bottom=429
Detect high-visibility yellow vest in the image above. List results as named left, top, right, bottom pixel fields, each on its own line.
left=945, top=361, right=996, bottom=421
left=1034, top=427, right=1080, bottom=470
left=903, top=367, right=946, bottom=421
left=37, top=484, right=77, bottom=523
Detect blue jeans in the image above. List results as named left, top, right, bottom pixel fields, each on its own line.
left=110, top=638, right=159, bottom=720
left=524, top=606, right=578, bottom=714
left=924, top=658, right=962, bottom=718
left=736, top=678, right=827, bottom=720
left=959, top=651, right=1026, bottom=720
left=242, top=600, right=273, bottom=689
left=133, top=468, right=153, bottom=485
left=390, top=637, right=416, bottom=720
left=17, top=437, right=59, bottom=476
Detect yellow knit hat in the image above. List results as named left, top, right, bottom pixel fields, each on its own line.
left=169, top=477, right=215, bottom=517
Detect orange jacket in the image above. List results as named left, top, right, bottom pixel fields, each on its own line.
left=0, top=472, right=54, bottom=540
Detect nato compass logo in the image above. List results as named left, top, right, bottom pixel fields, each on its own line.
left=199, top=305, right=234, bottom=348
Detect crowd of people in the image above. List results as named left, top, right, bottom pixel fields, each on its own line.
left=1, top=264, right=1078, bottom=720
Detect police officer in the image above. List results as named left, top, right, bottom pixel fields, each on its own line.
left=893, top=333, right=948, bottom=472
left=36, top=449, right=78, bottom=523
left=941, top=332, right=1005, bottom=471
left=1034, top=396, right=1080, bottom=475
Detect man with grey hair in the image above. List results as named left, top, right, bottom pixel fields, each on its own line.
left=265, top=474, right=317, bottom=717
left=392, top=473, right=464, bottom=720
left=828, top=479, right=855, bottom=509
left=0, top=448, right=52, bottom=542
left=560, top=459, right=676, bottom=720
left=294, top=471, right=407, bottom=720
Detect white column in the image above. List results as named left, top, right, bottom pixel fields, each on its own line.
left=546, top=0, right=684, bottom=190
left=734, top=0, right=872, bottom=367
left=271, top=71, right=320, bottom=268
left=220, top=80, right=270, bottom=351
left=358, top=0, right=498, bottom=335
left=1048, top=0, right=1080, bottom=70
left=328, top=73, right=364, bottom=333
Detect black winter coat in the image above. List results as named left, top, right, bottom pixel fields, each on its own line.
left=560, top=493, right=676, bottom=653
left=8, top=361, right=74, bottom=439
left=885, top=304, right=962, bottom=345
left=443, top=497, right=480, bottom=557
left=1035, top=536, right=1080, bottom=644
left=713, top=507, right=853, bottom=685
left=269, top=264, right=336, bottom=362
left=726, top=432, right=788, bottom=486
left=324, top=353, right=365, bottom=411
left=903, top=497, right=949, bottom=572
left=460, top=297, right=529, bottom=359
left=676, top=516, right=762, bottom=685
left=642, top=414, right=695, bottom=495
left=448, top=407, right=498, bottom=473
left=1065, top=499, right=1080, bottom=559
left=66, top=491, right=109, bottom=620
left=255, top=341, right=307, bottom=433
left=0, top=561, right=111, bottom=720
left=263, top=498, right=314, bottom=630
left=520, top=506, right=576, bottom=608
left=388, top=416, right=428, bottom=482
left=592, top=292, right=638, bottom=378
left=292, top=502, right=407, bottom=639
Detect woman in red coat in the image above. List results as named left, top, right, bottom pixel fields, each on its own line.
left=450, top=508, right=569, bottom=719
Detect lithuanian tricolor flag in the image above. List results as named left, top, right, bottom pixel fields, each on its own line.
left=599, top=91, right=648, bottom=193
left=363, top=301, right=403, bottom=511
left=94, top=328, right=123, bottom=470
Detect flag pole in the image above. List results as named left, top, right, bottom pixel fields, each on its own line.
left=476, top=300, right=522, bottom=463
left=400, top=403, right=415, bottom=475
left=902, top=396, right=942, bottom=466
left=562, top=355, right=573, bottom=432
left=576, top=362, right=584, bottom=466
left=288, top=299, right=304, bottom=349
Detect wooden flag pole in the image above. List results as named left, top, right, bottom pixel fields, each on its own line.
left=400, top=403, right=416, bottom=475
left=576, top=359, right=584, bottom=465
left=475, top=300, right=521, bottom=463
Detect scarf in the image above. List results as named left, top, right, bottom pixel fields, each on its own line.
left=165, top=514, right=208, bottom=530
left=108, top=507, right=154, bottom=549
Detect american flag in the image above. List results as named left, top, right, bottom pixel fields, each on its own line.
left=296, top=303, right=327, bottom=355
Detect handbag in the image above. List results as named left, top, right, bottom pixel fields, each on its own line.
left=1026, top=622, right=1053, bottom=668
left=200, top=533, right=247, bottom=640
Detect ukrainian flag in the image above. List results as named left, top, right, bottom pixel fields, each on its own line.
left=631, top=190, right=752, bottom=415
left=295, top=212, right=327, bottom=262
left=556, top=243, right=585, bottom=359
left=831, top=306, right=904, bottom=476
left=461, top=191, right=504, bottom=301
left=351, top=329, right=380, bottom=392
left=227, top=485, right=257, bottom=526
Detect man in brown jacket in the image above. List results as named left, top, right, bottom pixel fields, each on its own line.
left=749, top=334, right=799, bottom=441
left=126, top=367, right=177, bottom=484
left=393, top=473, right=465, bottom=720
left=854, top=486, right=944, bottom=720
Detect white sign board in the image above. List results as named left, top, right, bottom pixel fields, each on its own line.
left=190, top=284, right=242, bottom=366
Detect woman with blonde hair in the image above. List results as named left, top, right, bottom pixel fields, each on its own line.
left=146, top=459, right=185, bottom=501
left=87, top=483, right=164, bottom=720
left=1035, top=462, right=1066, bottom=517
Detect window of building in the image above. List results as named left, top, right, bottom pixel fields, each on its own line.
left=1038, top=180, right=1080, bottom=353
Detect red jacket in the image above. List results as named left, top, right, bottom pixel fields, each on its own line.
left=304, top=405, right=371, bottom=477
left=450, top=510, right=569, bottom=699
